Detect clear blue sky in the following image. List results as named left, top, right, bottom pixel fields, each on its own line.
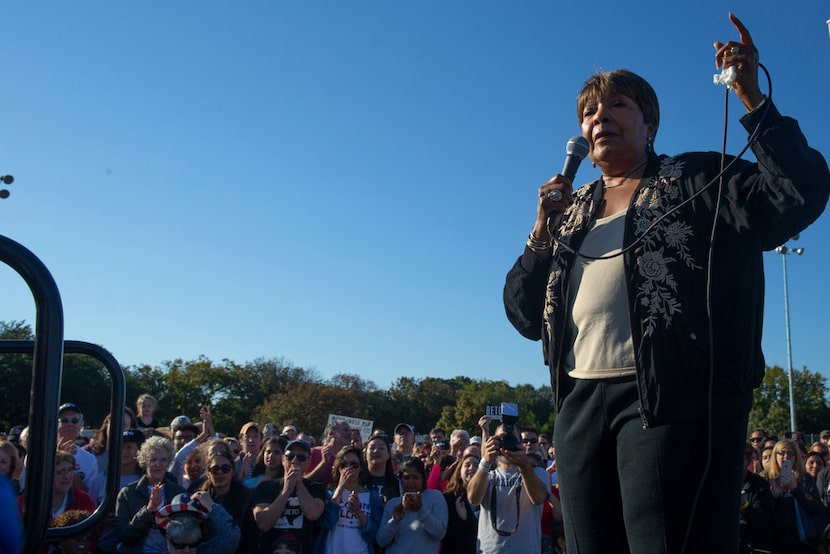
left=1, top=2, right=828, bottom=391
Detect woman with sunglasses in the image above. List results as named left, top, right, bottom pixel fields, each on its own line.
left=315, top=445, right=383, bottom=554
left=198, top=450, right=251, bottom=529
left=376, top=457, right=447, bottom=553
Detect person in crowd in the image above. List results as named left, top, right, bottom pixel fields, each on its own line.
left=502, top=13, right=829, bottom=550
left=306, top=419, right=351, bottom=486
left=538, top=434, right=552, bottom=466
left=350, top=428, right=364, bottom=450
left=429, top=428, right=446, bottom=446
left=806, top=451, right=826, bottom=480
left=115, top=435, right=187, bottom=553
left=96, top=429, right=147, bottom=553
left=281, top=426, right=298, bottom=442
left=183, top=446, right=207, bottom=493
left=236, top=422, right=264, bottom=481
left=199, top=449, right=250, bottom=528
left=821, top=430, right=830, bottom=448
left=88, top=408, right=138, bottom=485
left=761, top=445, right=774, bottom=474
left=264, top=424, right=279, bottom=440
left=0, top=438, right=21, bottom=495
left=449, top=430, right=470, bottom=460
left=271, top=533, right=303, bottom=554
left=750, top=429, right=767, bottom=449
left=56, top=403, right=98, bottom=492
left=136, top=394, right=161, bottom=430
left=811, top=441, right=830, bottom=466
left=17, top=450, right=95, bottom=521
left=361, top=431, right=400, bottom=504
left=520, top=428, right=541, bottom=458
left=745, top=445, right=761, bottom=476
left=251, top=440, right=326, bottom=554
left=315, top=445, right=383, bottom=554
left=50, top=509, right=96, bottom=554
left=391, top=451, right=404, bottom=477
left=155, top=490, right=240, bottom=553
left=467, top=420, right=549, bottom=553
left=376, top=457, right=447, bottom=553
left=392, top=424, right=415, bottom=458
left=224, top=437, right=243, bottom=458
left=245, top=436, right=287, bottom=489
left=739, top=443, right=774, bottom=554
left=171, top=407, right=215, bottom=487
left=763, top=438, right=827, bottom=553
left=441, top=451, right=480, bottom=554
left=297, top=431, right=315, bottom=448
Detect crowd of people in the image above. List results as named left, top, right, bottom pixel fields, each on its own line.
left=3, top=394, right=569, bottom=553
left=6, top=402, right=830, bottom=553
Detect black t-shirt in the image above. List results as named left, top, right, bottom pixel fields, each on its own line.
left=249, top=477, right=326, bottom=554
left=363, top=473, right=400, bottom=504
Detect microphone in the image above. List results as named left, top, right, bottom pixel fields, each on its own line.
left=562, top=136, right=590, bottom=182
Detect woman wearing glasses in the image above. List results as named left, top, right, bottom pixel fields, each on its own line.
left=315, top=445, right=383, bottom=554
left=198, top=450, right=250, bottom=529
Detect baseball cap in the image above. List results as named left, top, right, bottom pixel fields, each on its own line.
left=240, top=422, right=261, bottom=436
left=282, top=425, right=297, bottom=434
left=285, top=439, right=311, bottom=453
left=821, top=430, right=830, bottom=438
left=170, top=415, right=191, bottom=431
left=58, top=403, right=82, bottom=415
left=394, top=423, right=414, bottom=435
left=123, top=429, right=146, bottom=448
left=470, top=436, right=482, bottom=445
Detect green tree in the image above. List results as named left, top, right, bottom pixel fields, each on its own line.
left=0, top=320, right=34, bottom=430
left=748, top=365, right=830, bottom=437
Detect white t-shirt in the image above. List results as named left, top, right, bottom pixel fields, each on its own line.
left=324, top=490, right=371, bottom=554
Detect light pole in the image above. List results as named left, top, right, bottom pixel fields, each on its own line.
left=775, top=238, right=804, bottom=433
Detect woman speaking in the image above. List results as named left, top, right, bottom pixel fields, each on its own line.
left=503, top=13, right=829, bottom=553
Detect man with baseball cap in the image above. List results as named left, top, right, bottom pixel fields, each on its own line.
left=394, top=423, right=416, bottom=458
left=252, top=440, right=326, bottom=553
left=56, top=403, right=98, bottom=492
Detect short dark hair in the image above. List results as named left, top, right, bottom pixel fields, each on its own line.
left=577, top=69, right=660, bottom=140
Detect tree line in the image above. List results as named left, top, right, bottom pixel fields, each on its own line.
left=1, top=320, right=828, bottom=439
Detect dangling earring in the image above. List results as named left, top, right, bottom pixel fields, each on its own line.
left=646, top=136, right=654, bottom=153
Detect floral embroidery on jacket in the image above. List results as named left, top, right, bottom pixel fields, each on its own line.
left=633, top=157, right=700, bottom=336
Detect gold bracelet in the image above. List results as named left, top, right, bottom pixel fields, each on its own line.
left=527, top=233, right=552, bottom=250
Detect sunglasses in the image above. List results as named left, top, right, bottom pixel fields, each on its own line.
left=340, top=461, right=360, bottom=469
left=169, top=540, right=202, bottom=550
left=750, top=437, right=765, bottom=443
left=59, top=417, right=81, bottom=424
left=522, top=438, right=538, bottom=444
left=285, top=452, right=309, bottom=462
left=208, top=464, right=233, bottom=474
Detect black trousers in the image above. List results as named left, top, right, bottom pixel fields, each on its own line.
left=553, top=377, right=748, bottom=554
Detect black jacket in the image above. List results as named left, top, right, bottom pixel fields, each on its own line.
left=504, top=100, right=829, bottom=426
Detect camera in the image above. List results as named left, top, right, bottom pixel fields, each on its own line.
left=498, top=402, right=521, bottom=452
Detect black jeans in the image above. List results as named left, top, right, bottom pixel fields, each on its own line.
left=553, top=377, right=748, bottom=553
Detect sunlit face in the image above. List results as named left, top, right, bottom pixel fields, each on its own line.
left=761, top=449, right=773, bottom=470
left=146, top=448, right=171, bottom=483
left=521, top=432, right=539, bottom=454
left=580, top=93, right=653, bottom=169
left=461, top=457, right=478, bottom=484
left=58, top=410, right=82, bottom=440
left=283, top=447, right=311, bottom=473
left=139, top=398, right=154, bottom=417
left=806, top=456, right=823, bottom=478
left=54, top=461, right=74, bottom=494
left=366, top=438, right=390, bottom=468
left=264, top=444, right=283, bottom=469
left=450, top=433, right=469, bottom=455
left=225, top=439, right=242, bottom=458
left=0, top=452, right=11, bottom=476
left=173, top=430, right=196, bottom=452
left=401, top=467, right=424, bottom=493
left=242, top=429, right=262, bottom=455
left=185, top=454, right=205, bottom=480
left=207, top=456, right=235, bottom=490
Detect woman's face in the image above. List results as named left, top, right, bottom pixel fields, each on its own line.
left=139, top=399, right=154, bottom=417
left=461, top=456, right=478, bottom=485
left=264, top=444, right=283, bottom=468
left=806, top=456, right=823, bottom=478
left=207, top=456, right=235, bottom=489
left=0, top=451, right=11, bottom=476
left=146, top=448, right=171, bottom=483
left=121, top=442, right=139, bottom=469
left=366, top=439, right=390, bottom=467
left=401, top=467, right=424, bottom=493
left=580, top=92, right=652, bottom=169
left=54, top=461, right=74, bottom=494
left=185, top=454, right=205, bottom=480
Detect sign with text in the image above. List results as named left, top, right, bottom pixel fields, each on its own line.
left=483, top=404, right=503, bottom=420
left=328, top=413, right=374, bottom=442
